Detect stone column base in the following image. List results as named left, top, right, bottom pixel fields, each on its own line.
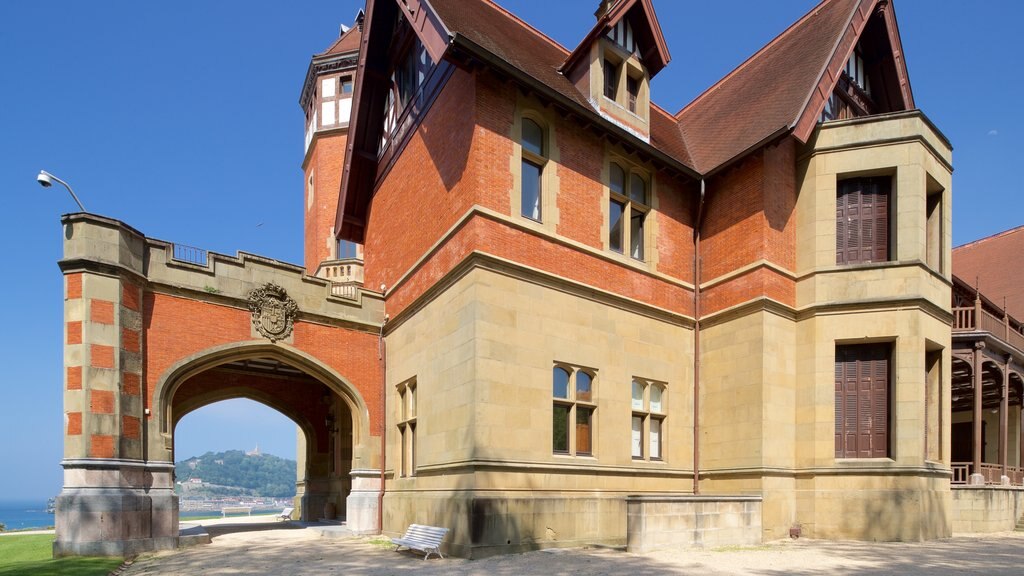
left=53, top=459, right=178, bottom=558
left=346, top=469, right=381, bottom=534
left=970, top=473, right=986, bottom=486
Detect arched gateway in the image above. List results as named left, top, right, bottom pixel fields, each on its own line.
left=54, top=214, right=384, bottom=557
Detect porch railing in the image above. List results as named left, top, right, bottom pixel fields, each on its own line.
left=951, top=462, right=1024, bottom=486
left=952, top=301, right=1024, bottom=354
left=951, top=462, right=971, bottom=484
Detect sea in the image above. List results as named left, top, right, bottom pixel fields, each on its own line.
left=0, top=501, right=288, bottom=531
left=0, top=500, right=54, bottom=531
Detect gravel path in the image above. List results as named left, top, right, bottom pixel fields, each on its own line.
left=117, top=524, right=1024, bottom=576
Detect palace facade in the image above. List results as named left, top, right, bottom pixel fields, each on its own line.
left=55, top=0, right=957, bottom=558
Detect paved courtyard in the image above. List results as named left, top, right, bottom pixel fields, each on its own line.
left=119, top=519, right=1024, bottom=576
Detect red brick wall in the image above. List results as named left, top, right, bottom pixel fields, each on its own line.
left=364, top=68, right=698, bottom=320
left=143, top=292, right=382, bottom=435
left=305, top=134, right=348, bottom=273
left=700, top=139, right=798, bottom=315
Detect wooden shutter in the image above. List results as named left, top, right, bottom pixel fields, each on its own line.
left=837, top=178, right=890, bottom=265
left=835, top=344, right=890, bottom=458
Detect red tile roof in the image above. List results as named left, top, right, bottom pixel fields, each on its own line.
left=428, top=0, right=696, bottom=169
left=675, top=0, right=860, bottom=173
left=954, top=226, right=1024, bottom=319
left=318, top=24, right=362, bottom=57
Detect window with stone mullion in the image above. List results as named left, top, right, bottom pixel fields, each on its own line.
left=609, top=163, right=648, bottom=261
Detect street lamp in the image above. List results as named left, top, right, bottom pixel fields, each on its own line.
left=37, top=170, right=86, bottom=212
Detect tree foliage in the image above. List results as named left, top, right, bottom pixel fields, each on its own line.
left=174, top=450, right=296, bottom=498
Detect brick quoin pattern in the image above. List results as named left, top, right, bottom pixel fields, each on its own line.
left=91, top=344, right=115, bottom=369
left=122, top=415, right=141, bottom=440
left=66, top=412, right=82, bottom=435
left=121, top=328, right=141, bottom=353
left=67, top=366, right=82, bottom=391
left=66, top=321, right=82, bottom=345
left=90, top=299, right=115, bottom=324
left=143, top=292, right=382, bottom=434
left=90, top=390, right=115, bottom=414
left=122, top=280, right=141, bottom=312
left=66, top=273, right=82, bottom=300
left=90, top=435, right=114, bottom=458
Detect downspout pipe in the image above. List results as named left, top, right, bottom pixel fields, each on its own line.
left=377, top=309, right=389, bottom=534
left=693, top=179, right=706, bottom=495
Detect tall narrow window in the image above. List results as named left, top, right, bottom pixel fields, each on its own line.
left=626, top=76, right=639, bottom=113
left=521, top=118, right=545, bottom=221
left=836, top=177, right=890, bottom=265
left=926, top=184, right=944, bottom=272
left=603, top=59, right=619, bottom=100
left=608, top=162, right=649, bottom=261
left=553, top=365, right=597, bottom=456
left=398, top=380, right=417, bottom=476
left=835, top=344, right=890, bottom=459
left=631, top=378, right=665, bottom=460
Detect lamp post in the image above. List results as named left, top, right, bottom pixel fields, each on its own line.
left=37, top=170, right=86, bottom=212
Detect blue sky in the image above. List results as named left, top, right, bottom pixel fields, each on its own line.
left=0, top=0, right=1021, bottom=501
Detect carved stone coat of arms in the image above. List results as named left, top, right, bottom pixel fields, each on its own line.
left=248, top=283, right=298, bottom=342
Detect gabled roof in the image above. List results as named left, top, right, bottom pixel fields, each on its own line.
left=954, top=226, right=1024, bottom=320
left=675, top=0, right=914, bottom=174
left=318, top=20, right=363, bottom=58
left=427, top=0, right=694, bottom=168
left=560, top=0, right=671, bottom=77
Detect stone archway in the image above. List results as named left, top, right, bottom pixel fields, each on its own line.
left=151, top=342, right=373, bottom=524
left=55, top=214, right=385, bottom=557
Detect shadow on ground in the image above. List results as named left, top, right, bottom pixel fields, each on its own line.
left=121, top=528, right=1024, bottom=576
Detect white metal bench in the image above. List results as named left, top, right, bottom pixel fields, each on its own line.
left=391, top=524, right=449, bottom=559
left=276, top=507, right=294, bottom=521
left=221, top=506, right=252, bottom=517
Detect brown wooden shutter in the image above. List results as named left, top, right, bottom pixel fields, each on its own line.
left=835, top=344, right=890, bottom=458
left=837, top=178, right=890, bottom=265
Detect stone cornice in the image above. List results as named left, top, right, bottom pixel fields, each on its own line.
left=299, top=53, right=359, bottom=110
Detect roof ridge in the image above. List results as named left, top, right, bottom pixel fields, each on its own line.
left=316, top=24, right=360, bottom=57
left=486, top=0, right=570, bottom=55
left=674, top=0, right=834, bottom=120
left=954, top=224, right=1024, bottom=251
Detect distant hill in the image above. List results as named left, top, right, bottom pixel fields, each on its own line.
left=175, top=450, right=296, bottom=498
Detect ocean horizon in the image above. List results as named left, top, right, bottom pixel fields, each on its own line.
left=0, top=499, right=54, bottom=531
left=0, top=499, right=293, bottom=531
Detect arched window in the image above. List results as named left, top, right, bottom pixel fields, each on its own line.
left=552, top=365, right=596, bottom=456
left=521, top=118, right=546, bottom=222
left=631, top=379, right=665, bottom=460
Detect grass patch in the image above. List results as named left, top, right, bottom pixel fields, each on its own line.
left=0, top=534, right=123, bottom=576
left=367, top=536, right=395, bottom=549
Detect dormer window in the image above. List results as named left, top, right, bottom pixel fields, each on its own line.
left=626, top=75, right=639, bottom=113
left=603, top=59, right=619, bottom=100
left=845, top=50, right=870, bottom=95
left=606, top=18, right=637, bottom=54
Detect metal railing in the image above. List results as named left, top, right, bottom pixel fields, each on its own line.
left=172, top=243, right=209, bottom=266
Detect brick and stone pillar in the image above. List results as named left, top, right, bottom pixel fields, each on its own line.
left=54, top=214, right=177, bottom=557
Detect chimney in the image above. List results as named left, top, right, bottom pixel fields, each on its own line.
left=595, top=0, right=614, bottom=20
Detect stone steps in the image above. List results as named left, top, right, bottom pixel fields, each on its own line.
left=1015, top=517, right=1024, bottom=532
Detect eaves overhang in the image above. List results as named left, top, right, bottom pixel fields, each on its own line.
left=450, top=33, right=698, bottom=181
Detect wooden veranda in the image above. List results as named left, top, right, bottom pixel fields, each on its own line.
left=951, top=276, right=1024, bottom=485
